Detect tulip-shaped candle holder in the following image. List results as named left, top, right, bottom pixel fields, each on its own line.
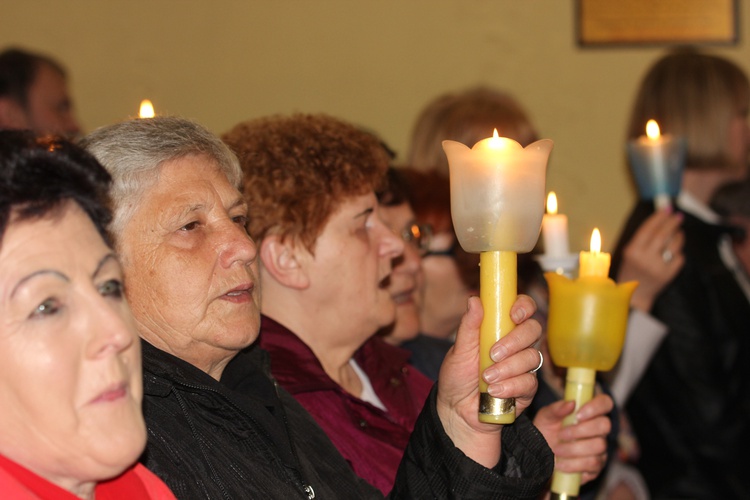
left=443, top=131, right=553, bottom=424
left=627, top=120, right=686, bottom=210
left=545, top=229, right=637, bottom=499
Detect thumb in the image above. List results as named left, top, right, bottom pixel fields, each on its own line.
left=451, top=296, right=483, bottom=356
left=538, top=399, right=576, bottom=425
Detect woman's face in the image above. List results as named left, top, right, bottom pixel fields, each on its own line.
left=303, top=193, right=404, bottom=342
left=419, top=231, right=474, bottom=339
left=117, top=155, right=259, bottom=379
left=378, top=202, right=424, bottom=345
left=0, top=202, right=145, bottom=494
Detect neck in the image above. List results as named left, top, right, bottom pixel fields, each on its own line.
left=138, top=328, right=233, bottom=380
left=262, top=286, right=368, bottom=394
left=682, top=168, right=742, bottom=205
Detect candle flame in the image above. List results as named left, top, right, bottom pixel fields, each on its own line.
left=646, top=119, right=661, bottom=140
left=139, top=99, right=155, bottom=119
left=492, top=128, right=499, bottom=138
left=590, top=228, right=602, bottom=253
left=546, top=191, right=558, bottom=215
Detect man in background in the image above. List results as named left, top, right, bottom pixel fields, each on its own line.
left=0, top=47, right=81, bottom=138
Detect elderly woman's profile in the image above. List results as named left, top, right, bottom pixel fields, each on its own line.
left=0, top=131, right=174, bottom=499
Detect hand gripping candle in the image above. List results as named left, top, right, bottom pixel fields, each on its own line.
left=442, top=131, right=553, bottom=424
left=546, top=229, right=638, bottom=499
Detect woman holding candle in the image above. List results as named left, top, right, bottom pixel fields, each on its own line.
left=221, top=114, right=554, bottom=496
left=612, top=47, right=750, bottom=499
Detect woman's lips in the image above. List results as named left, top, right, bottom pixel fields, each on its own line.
left=90, top=382, right=127, bottom=404
left=222, top=282, right=255, bottom=303
left=392, top=288, right=415, bottom=305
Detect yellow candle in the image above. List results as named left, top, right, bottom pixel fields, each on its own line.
left=546, top=227, right=637, bottom=498
left=579, top=228, right=610, bottom=278
left=542, top=191, right=570, bottom=258
left=139, top=99, right=155, bottom=119
left=478, top=251, right=517, bottom=424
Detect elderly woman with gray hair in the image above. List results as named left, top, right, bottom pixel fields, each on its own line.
left=82, top=116, right=553, bottom=499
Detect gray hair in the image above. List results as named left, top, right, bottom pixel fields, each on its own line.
left=81, top=116, right=242, bottom=238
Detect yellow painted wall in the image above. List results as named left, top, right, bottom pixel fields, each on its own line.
left=3, top=1, right=749, bottom=250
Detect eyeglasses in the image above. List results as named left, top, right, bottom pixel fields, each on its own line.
left=423, top=243, right=457, bottom=259
left=400, top=222, right=433, bottom=255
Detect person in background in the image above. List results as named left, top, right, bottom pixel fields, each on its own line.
left=711, top=177, right=750, bottom=278
left=404, top=85, right=685, bottom=499
left=611, top=47, right=750, bottom=499
left=84, top=115, right=553, bottom=499
left=0, top=47, right=81, bottom=139
left=377, top=166, right=616, bottom=497
left=0, top=131, right=174, bottom=499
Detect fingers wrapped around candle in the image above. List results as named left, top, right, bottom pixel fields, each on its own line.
left=618, top=209, right=685, bottom=312
left=535, top=394, right=613, bottom=484
left=482, top=299, right=542, bottom=412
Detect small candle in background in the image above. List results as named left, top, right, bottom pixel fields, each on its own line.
left=542, top=191, right=570, bottom=258
left=139, top=99, right=155, bottom=119
left=579, top=228, right=611, bottom=278
left=645, top=120, right=670, bottom=210
left=627, top=119, right=686, bottom=211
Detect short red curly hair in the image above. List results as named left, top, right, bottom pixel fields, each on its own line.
left=222, top=114, right=389, bottom=252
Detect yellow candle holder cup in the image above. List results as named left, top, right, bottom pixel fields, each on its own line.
left=443, top=135, right=553, bottom=424
left=545, top=272, right=637, bottom=499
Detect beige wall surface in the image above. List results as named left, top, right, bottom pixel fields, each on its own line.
left=2, top=0, right=749, bottom=251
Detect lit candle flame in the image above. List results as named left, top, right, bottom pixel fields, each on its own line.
left=547, top=191, right=558, bottom=215
left=590, top=228, right=602, bottom=253
left=139, top=99, right=155, bottom=119
left=646, top=119, right=661, bottom=140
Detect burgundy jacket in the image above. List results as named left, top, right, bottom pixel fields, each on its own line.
left=258, top=315, right=434, bottom=495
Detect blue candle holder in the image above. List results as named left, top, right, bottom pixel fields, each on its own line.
left=627, top=135, right=686, bottom=209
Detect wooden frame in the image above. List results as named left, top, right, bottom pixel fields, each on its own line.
left=577, top=0, right=738, bottom=46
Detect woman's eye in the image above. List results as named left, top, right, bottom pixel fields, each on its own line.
left=99, top=279, right=124, bottom=299
left=232, top=215, right=248, bottom=227
left=30, top=298, right=60, bottom=318
left=180, top=221, right=199, bottom=231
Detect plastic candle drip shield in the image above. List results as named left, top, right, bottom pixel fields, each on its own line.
left=545, top=273, right=637, bottom=370
left=627, top=135, right=686, bottom=202
left=443, top=138, right=552, bottom=253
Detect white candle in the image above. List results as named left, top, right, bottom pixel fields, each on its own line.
left=139, top=99, right=155, bottom=119
left=542, top=191, right=570, bottom=257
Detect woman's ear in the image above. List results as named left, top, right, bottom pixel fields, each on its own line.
left=259, top=234, right=310, bottom=290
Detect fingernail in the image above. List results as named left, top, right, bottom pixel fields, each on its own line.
left=511, top=306, right=526, bottom=323
left=488, top=383, right=504, bottom=397
left=484, top=368, right=499, bottom=384
left=490, top=345, right=507, bottom=362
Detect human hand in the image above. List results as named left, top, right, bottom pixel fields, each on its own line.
left=618, top=209, right=684, bottom=311
left=533, top=393, right=613, bottom=484
left=436, top=295, right=542, bottom=468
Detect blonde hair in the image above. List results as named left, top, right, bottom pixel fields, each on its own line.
left=406, top=86, right=538, bottom=175
left=627, top=47, right=750, bottom=172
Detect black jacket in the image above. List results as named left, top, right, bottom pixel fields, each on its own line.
left=140, top=340, right=554, bottom=499
left=613, top=201, right=750, bottom=499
